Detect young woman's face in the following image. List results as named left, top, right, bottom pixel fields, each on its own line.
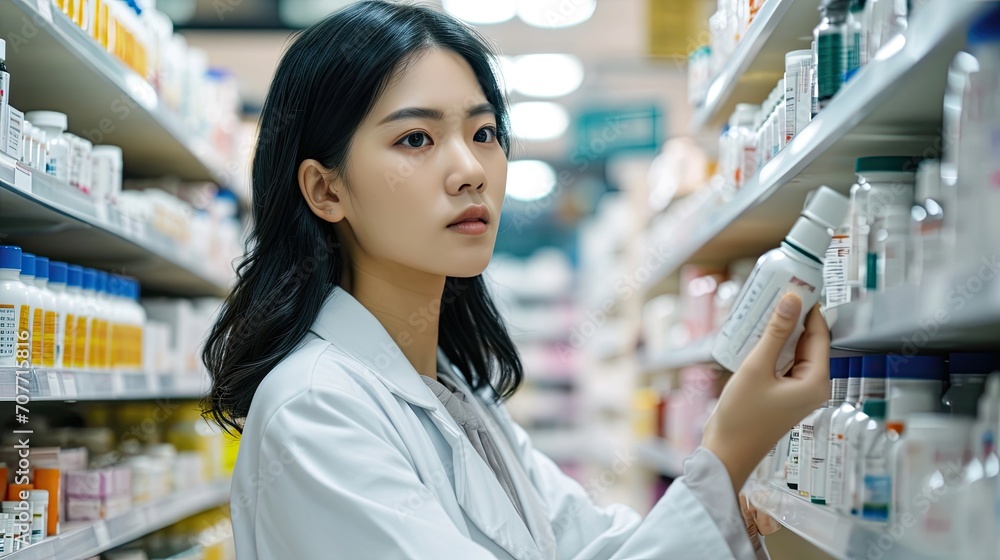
left=326, top=48, right=507, bottom=279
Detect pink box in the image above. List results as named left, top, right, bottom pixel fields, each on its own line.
left=66, top=469, right=113, bottom=499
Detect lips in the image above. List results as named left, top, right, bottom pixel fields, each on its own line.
left=447, top=204, right=490, bottom=236
left=447, top=204, right=491, bottom=227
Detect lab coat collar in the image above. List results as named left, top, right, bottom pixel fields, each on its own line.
left=309, top=286, right=441, bottom=411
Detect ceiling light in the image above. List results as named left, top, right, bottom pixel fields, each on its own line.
left=509, top=102, right=569, bottom=141
left=443, top=0, right=517, bottom=25
left=507, top=160, right=557, bottom=201
left=513, top=54, right=584, bottom=98
left=517, top=0, right=596, bottom=29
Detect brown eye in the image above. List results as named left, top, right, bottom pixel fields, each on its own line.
left=398, top=132, right=431, bottom=148
left=475, top=126, right=497, bottom=143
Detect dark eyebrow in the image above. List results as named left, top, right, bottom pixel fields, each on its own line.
left=378, top=103, right=496, bottom=125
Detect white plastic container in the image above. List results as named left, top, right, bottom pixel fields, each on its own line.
left=855, top=398, right=889, bottom=521
left=79, top=269, right=100, bottom=370
left=90, top=145, right=123, bottom=207
left=713, top=186, right=849, bottom=375
left=47, top=262, right=71, bottom=369
left=33, top=257, right=58, bottom=369
left=0, top=246, right=29, bottom=369
left=26, top=490, right=47, bottom=543
left=18, top=254, right=45, bottom=368
left=908, top=160, right=945, bottom=285
left=721, top=103, right=758, bottom=196
left=854, top=156, right=918, bottom=293
left=963, top=10, right=1000, bottom=271
left=808, top=357, right=850, bottom=504
left=903, top=415, right=973, bottom=555
left=825, top=356, right=862, bottom=508
left=69, top=136, right=94, bottom=194
left=784, top=50, right=813, bottom=143
left=23, top=111, right=71, bottom=182
left=64, top=265, right=87, bottom=371
left=838, top=355, right=887, bottom=515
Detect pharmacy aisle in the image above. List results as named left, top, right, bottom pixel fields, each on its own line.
left=0, top=0, right=244, bottom=557
left=627, top=0, right=1000, bottom=559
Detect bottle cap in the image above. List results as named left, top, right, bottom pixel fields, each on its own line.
left=801, top=185, right=850, bottom=230
left=949, top=352, right=1000, bottom=375
left=20, top=253, right=36, bottom=277
left=67, top=265, right=83, bottom=288
left=96, top=271, right=109, bottom=294
left=731, top=104, right=758, bottom=126
left=49, top=262, right=68, bottom=284
left=26, top=490, right=48, bottom=501
left=861, top=355, right=887, bottom=378
left=968, top=4, right=1000, bottom=45
left=855, top=156, right=921, bottom=174
left=81, top=269, right=96, bottom=291
left=886, top=355, right=946, bottom=380
left=830, top=357, right=851, bottom=379
left=980, top=374, right=1000, bottom=421
left=785, top=216, right=832, bottom=260
left=0, top=245, right=22, bottom=270
left=109, top=275, right=121, bottom=297
left=849, top=356, right=863, bottom=378
left=24, top=111, right=69, bottom=133
left=786, top=50, right=812, bottom=65
left=905, top=414, right=973, bottom=441
left=35, top=257, right=49, bottom=280
left=862, top=398, right=886, bottom=419
left=92, top=145, right=123, bottom=159
left=0, top=38, right=5, bottom=61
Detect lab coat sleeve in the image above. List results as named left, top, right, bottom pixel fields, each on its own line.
left=495, top=405, right=763, bottom=560
left=251, top=387, right=497, bottom=560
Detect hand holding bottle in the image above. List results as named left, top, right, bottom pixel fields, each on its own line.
left=703, top=293, right=830, bottom=492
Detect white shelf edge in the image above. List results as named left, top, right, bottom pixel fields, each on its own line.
left=641, top=336, right=716, bottom=373
left=635, top=439, right=689, bottom=478
left=643, top=0, right=983, bottom=296
left=0, top=368, right=210, bottom=401
left=747, top=481, right=938, bottom=560
left=830, top=266, right=1000, bottom=352
left=7, top=479, right=231, bottom=560
left=0, top=154, right=231, bottom=297
left=690, top=0, right=798, bottom=133
left=8, top=0, right=231, bottom=185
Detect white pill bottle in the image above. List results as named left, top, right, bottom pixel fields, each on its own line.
left=713, top=186, right=848, bottom=376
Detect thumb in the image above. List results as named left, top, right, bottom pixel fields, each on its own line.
left=745, top=293, right=802, bottom=371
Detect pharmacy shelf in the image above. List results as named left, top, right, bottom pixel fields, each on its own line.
left=641, top=336, right=715, bottom=373
left=6, top=479, right=231, bottom=560
left=0, top=154, right=230, bottom=297
left=690, top=0, right=819, bottom=133
left=0, top=0, right=232, bottom=184
left=0, top=367, right=210, bottom=401
left=643, top=0, right=987, bottom=296
left=831, top=267, right=1000, bottom=352
left=635, top=439, right=689, bottom=478
left=747, top=481, right=937, bottom=560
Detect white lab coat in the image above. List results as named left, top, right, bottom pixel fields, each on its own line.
left=230, top=286, right=759, bottom=559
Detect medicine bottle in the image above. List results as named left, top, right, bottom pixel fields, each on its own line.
left=24, top=111, right=72, bottom=182
left=0, top=246, right=29, bottom=369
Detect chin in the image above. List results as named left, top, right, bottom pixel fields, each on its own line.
left=445, top=251, right=493, bottom=278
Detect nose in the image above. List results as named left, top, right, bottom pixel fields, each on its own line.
left=444, top=138, right=487, bottom=195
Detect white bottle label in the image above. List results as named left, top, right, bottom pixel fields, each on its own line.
left=788, top=425, right=801, bottom=485
left=0, top=304, right=15, bottom=358
left=810, top=411, right=832, bottom=503
left=825, top=234, right=851, bottom=307
left=799, top=421, right=815, bottom=495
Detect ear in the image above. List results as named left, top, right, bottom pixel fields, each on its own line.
left=298, top=158, right=347, bottom=222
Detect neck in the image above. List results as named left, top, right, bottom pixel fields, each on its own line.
left=346, top=261, right=446, bottom=381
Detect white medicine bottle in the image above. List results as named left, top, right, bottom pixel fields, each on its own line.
left=32, top=257, right=58, bottom=370
left=23, top=111, right=72, bottom=182
left=0, top=246, right=30, bottom=369
left=713, top=186, right=849, bottom=375
left=18, top=253, right=45, bottom=369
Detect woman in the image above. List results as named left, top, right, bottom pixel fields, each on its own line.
left=204, top=2, right=828, bottom=558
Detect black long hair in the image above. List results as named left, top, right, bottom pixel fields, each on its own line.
left=203, top=0, right=523, bottom=435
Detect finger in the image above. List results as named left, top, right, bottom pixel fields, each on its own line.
left=744, top=293, right=802, bottom=373
left=792, top=304, right=831, bottom=366
left=755, top=507, right=781, bottom=535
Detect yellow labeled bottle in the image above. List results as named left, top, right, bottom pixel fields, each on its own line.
left=64, top=266, right=86, bottom=370
left=19, top=254, right=44, bottom=368
left=33, top=258, right=59, bottom=369
left=0, top=246, right=30, bottom=368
